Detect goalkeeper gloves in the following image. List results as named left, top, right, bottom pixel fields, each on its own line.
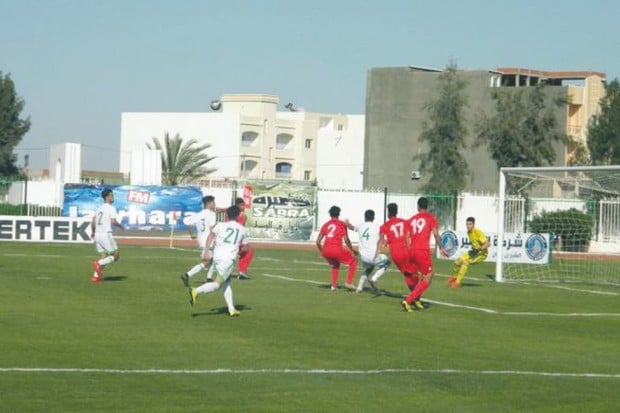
left=468, top=249, right=480, bottom=258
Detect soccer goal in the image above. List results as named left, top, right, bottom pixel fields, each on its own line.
left=496, top=165, right=620, bottom=286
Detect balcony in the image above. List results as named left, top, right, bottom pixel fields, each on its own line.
left=567, top=85, right=584, bottom=105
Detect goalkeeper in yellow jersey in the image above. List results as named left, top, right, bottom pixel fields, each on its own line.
left=447, top=217, right=490, bottom=288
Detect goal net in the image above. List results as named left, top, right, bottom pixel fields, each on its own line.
left=496, top=166, right=620, bottom=286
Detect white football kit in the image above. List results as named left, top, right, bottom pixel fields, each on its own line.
left=210, top=220, right=248, bottom=281
left=93, top=203, right=119, bottom=254
left=354, top=221, right=381, bottom=266
left=185, top=209, right=217, bottom=252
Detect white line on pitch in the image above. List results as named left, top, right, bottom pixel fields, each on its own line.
left=2, top=253, right=62, bottom=258
left=1, top=367, right=618, bottom=379
left=424, top=298, right=620, bottom=317
left=262, top=273, right=620, bottom=317
left=263, top=273, right=324, bottom=285
left=521, top=282, right=619, bottom=296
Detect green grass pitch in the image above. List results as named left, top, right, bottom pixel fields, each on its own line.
left=1, top=242, right=619, bottom=412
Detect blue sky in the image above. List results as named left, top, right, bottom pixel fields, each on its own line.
left=3, top=0, right=619, bottom=172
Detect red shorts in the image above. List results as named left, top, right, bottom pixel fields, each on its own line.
left=322, top=247, right=355, bottom=268
left=411, top=249, right=433, bottom=275
left=390, top=248, right=415, bottom=275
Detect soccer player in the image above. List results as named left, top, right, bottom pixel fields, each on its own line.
left=235, top=197, right=254, bottom=280
left=379, top=203, right=416, bottom=293
left=180, top=195, right=217, bottom=287
left=188, top=205, right=248, bottom=317
left=447, top=217, right=490, bottom=288
left=402, top=197, right=448, bottom=312
left=345, top=209, right=390, bottom=293
left=90, top=188, right=124, bottom=283
left=316, top=205, right=358, bottom=291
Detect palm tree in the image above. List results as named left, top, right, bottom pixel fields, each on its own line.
left=146, top=133, right=216, bottom=185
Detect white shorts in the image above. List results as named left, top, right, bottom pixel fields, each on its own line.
left=94, top=232, right=118, bottom=255
left=213, top=259, right=235, bottom=282
left=360, top=253, right=390, bottom=271
left=200, top=245, right=215, bottom=260
left=359, top=252, right=376, bottom=268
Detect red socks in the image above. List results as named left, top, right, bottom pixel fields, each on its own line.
left=406, top=279, right=429, bottom=304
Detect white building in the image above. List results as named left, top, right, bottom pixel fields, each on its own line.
left=119, top=94, right=365, bottom=189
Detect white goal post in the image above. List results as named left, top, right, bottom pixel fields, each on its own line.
left=496, top=165, right=620, bottom=285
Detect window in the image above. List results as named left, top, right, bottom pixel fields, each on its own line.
left=305, top=139, right=312, bottom=149
left=241, top=131, right=258, bottom=147
left=337, top=124, right=344, bottom=131
left=304, top=170, right=312, bottom=180
left=275, top=162, right=292, bottom=178
left=276, top=133, right=294, bottom=150
left=241, top=159, right=257, bottom=178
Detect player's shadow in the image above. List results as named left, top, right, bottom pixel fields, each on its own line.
left=103, top=275, right=128, bottom=282
left=457, top=282, right=483, bottom=288
left=191, top=304, right=251, bottom=317
left=316, top=284, right=352, bottom=291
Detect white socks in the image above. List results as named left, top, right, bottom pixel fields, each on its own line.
left=186, top=262, right=205, bottom=278
left=98, top=256, right=115, bottom=267
left=370, top=267, right=386, bottom=283
left=356, top=275, right=368, bottom=292
left=222, top=281, right=235, bottom=313
left=196, top=281, right=219, bottom=295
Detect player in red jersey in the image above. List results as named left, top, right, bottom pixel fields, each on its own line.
left=316, top=205, right=358, bottom=291
left=402, top=197, right=448, bottom=312
left=235, top=197, right=254, bottom=280
left=379, top=203, right=417, bottom=292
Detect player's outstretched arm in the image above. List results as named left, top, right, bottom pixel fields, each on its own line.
left=433, top=228, right=448, bottom=257
left=112, top=218, right=125, bottom=231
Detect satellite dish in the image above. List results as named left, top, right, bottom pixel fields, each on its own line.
left=210, top=100, right=222, bottom=111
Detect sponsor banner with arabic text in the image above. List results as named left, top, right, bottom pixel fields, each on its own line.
left=243, top=182, right=316, bottom=241
left=438, top=231, right=551, bottom=264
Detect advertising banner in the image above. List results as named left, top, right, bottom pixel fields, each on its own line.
left=438, top=231, right=551, bottom=264
left=243, top=182, right=316, bottom=241
left=63, top=184, right=203, bottom=231
left=0, top=216, right=91, bottom=243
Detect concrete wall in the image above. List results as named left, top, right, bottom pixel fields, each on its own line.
left=364, top=67, right=567, bottom=193
left=120, top=112, right=241, bottom=179
left=120, top=97, right=365, bottom=187
left=315, top=114, right=365, bottom=189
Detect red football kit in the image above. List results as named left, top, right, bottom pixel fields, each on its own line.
left=236, top=211, right=253, bottom=274
left=318, top=217, right=357, bottom=288
left=380, top=217, right=414, bottom=275
left=408, top=210, right=438, bottom=276
left=319, top=218, right=356, bottom=266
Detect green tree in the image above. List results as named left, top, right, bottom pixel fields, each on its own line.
left=0, top=72, right=31, bottom=176
left=415, top=62, right=469, bottom=193
left=566, top=138, right=589, bottom=166
left=475, top=84, right=568, bottom=192
left=146, top=133, right=216, bottom=185
left=587, top=79, right=620, bottom=165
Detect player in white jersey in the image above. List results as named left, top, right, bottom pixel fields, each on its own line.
left=91, top=188, right=124, bottom=283
left=180, top=195, right=217, bottom=287
left=188, top=205, right=248, bottom=317
left=345, top=209, right=390, bottom=293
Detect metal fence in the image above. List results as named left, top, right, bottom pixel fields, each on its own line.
left=598, top=198, right=620, bottom=242
left=2, top=175, right=619, bottom=246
